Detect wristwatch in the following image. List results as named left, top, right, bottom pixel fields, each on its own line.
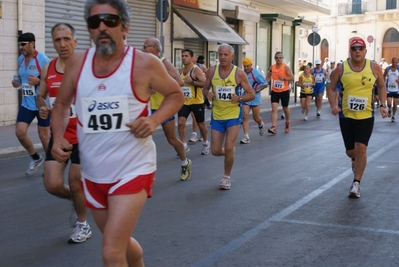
left=380, top=104, right=387, bottom=108
left=239, top=97, right=243, bottom=102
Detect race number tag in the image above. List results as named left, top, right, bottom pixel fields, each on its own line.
left=314, top=74, right=323, bottom=83
left=347, top=95, right=368, bottom=111
left=216, top=86, right=234, bottom=101
left=80, top=95, right=130, bottom=133
left=182, top=87, right=192, bottom=98
left=49, top=97, right=76, bottom=118
left=388, top=83, right=398, bottom=92
left=273, top=80, right=283, bottom=89
left=21, top=83, right=36, bottom=96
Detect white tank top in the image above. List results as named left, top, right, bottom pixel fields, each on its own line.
left=386, top=67, right=399, bottom=94
left=75, top=46, right=156, bottom=183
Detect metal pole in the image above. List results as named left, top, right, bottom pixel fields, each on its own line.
left=160, top=0, right=164, bottom=56
left=312, top=33, right=315, bottom=66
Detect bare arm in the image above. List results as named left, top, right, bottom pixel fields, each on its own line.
left=37, top=62, right=51, bottom=119
left=327, top=64, right=342, bottom=115
left=266, top=69, right=272, bottom=83
left=183, top=67, right=205, bottom=88
left=163, top=59, right=184, bottom=87
left=284, top=66, right=294, bottom=81
left=202, top=65, right=216, bottom=99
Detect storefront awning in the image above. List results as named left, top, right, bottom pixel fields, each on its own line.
left=173, top=8, right=248, bottom=45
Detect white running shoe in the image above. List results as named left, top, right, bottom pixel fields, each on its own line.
left=259, top=123, right=266, bottom=136
left=201, top=142, right=210, bottom=155
left=240, top=136, right=250, bottom=144
left=219, top=177, right=231, bottom=190
left=189, top=133, right=198, bottom=142
left=304, top=116, right=308, bottom=121
left=348, top=181, right=360, bottom=198
left=68, top=223, right=92, bottom=243
left=281, top=113, right=285, bottom=119
left=391, top=116, right=395, bottom=122
left=25, top=155, right=44, bottom=175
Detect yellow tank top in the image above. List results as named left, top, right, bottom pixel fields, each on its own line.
left=300, top=74, right=314, bottom=94
left=211, top=64, right=240, bottom=120
left=340, top=59, right=376, bottom=119
left=181, top=65, right=204, bottom=105
left=150, top=57, right=166, bottom=110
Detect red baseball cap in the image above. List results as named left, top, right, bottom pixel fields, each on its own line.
left=350, top=37, right=366, bottom=47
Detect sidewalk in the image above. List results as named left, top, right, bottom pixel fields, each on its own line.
left=0, top=93, right=304, bottom=159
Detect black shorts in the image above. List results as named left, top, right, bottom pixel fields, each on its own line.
left=339, top=117, right=374, bottom=150
left=271, top=90, right=290, bottom=107
left=387, top=93, right=399, bottom=99
left=46, top=135, right=80, bottom=164
left=178, top=103, right=205, bottom=123
left=300, top=93, right=313, bottom=99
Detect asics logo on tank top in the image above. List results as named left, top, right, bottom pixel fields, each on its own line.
left=88, top=100, right=120, bottom=112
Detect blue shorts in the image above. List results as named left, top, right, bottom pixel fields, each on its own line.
left=151, top=109, right=175, bottom=125
left=313, top=85, right=325, bottom=96
left=17, top=105, right=50, bottom=126
left=211, top=115, right=242, bottom=133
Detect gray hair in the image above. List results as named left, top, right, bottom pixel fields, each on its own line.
left=51, top=23, right=76, bottom=39
left=218, top=43, right=234, bottom=55
left=84, top=0, right=131, bottom=29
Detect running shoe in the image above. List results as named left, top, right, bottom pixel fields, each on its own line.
left=25, top=155, right=44, bottom=175
left=391, top=116, right=395, bottom=122
left=285, top=122, right=290, bottom=133
left=68, top=223, right=92, bottom=243
left=348, top=181, right=360, bottom=198
left=189, top=133, right=198, bottom=142
left=180, top=159, right=192, bottom=181
left=240, top=136, right=250, bottom=144
left=219, top=177, right=231, bottom=190
left=281, top=113, right=285, bottom=119
left=268, top=126, right=277, bottom=134
left=303, top=116, right=308, bottom=121
left=201, top=142, right=210, bottom=155
left=69, top=204, right=78, bottom=227
left=388, top=109, right=392, bottom=118
left=259, top=123, right=266, bottom=136
left=316, top=110, right=321, bottom=117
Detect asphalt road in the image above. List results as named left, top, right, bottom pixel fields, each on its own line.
left=1, top=106, right=399, bottom=267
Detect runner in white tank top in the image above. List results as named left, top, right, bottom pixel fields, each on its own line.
left=50, top=1, right=184, bottom=265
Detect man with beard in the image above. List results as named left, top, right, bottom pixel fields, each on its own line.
left=50, top=0, right=184, bottom=265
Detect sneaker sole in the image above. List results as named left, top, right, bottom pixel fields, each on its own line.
left=267, top=129, right=277, bottom=134
left=240, top=141, right=250, bottom=144
left=219, top=186, right=231, bottom=190
left=348, top=193, right=360, bottom=198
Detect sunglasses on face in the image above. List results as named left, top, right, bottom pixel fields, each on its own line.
left=350, top=46, right=365, bottom=52
left=275, top=57, right=283, bottom=59
left=87, top=13, right=121, bottom=29
left=143, top=44, right=154, bottom=49
left=18, top=42, right=29, bottom=47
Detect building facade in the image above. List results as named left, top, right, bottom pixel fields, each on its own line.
left=12, top=0, right=399, bottom=127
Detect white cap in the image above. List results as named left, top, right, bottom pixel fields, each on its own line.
left=315, top=59, right=321, bottom=65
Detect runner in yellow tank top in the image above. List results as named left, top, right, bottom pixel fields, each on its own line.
left=203, top=43, right=254, bottom=190
left=143, top=38, right=193, bottom=181
left=177, top=49, right=210, bottom=155
left=298, top=64, right=314, bottom=121
left=327, top=37, right=388, bottom=199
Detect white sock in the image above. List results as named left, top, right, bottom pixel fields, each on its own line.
left=224, top=175, right=230, bottom=179
left=181, top=159, right=188, bottom=166
left=183, top=142, right=187, bottom=148
left=76, top=220, right=87, bottom=226
left=244, top=134, right=249, bottom=138
left=191, top=132, right=197, bottom=136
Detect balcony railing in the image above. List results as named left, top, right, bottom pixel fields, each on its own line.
left=338, top=1, right=368, bottom=15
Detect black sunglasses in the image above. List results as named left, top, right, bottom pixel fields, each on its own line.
left=18, top=42, right=29, bottom=47
left=87, top=13, right=121, bottom=29
left=350, top=46, right=364, bottom=52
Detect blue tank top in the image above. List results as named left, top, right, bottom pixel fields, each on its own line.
left=17, top=51, right=50, bottom=110
left=313, top=68, right=325, bottom=90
